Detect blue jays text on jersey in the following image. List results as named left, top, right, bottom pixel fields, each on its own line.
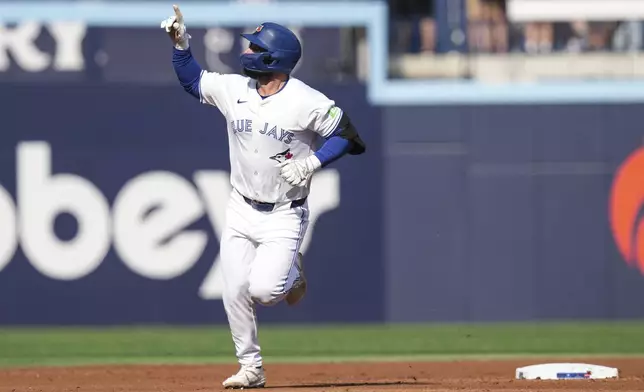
left=231, top=119, right=296, bottom=144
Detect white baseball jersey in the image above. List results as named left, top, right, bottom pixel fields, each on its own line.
left=198, top=71, right=343, bottom=203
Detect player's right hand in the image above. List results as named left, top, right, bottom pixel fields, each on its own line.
left=160, top=4, right=191, bottom=50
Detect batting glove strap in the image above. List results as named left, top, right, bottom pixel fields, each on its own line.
left=303, top=154, right=322, bottom=173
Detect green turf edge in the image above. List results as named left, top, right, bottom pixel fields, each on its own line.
left=2, top=353, right=644, bottom=370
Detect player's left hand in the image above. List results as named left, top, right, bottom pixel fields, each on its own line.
left=277, top=155, right=322, bottom=187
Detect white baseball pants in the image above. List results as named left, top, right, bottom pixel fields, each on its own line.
left=220, top=189, right=309, bottom=367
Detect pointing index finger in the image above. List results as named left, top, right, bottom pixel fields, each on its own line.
left=173, top=5, right=183, bottom=22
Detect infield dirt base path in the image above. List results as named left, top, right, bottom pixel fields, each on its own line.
left=1, top=357, right=643, bottom=391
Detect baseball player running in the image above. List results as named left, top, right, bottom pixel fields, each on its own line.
left=161, top=4, right=366, bottom=389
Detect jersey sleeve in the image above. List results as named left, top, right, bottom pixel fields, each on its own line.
left=198, top=71, right=241, bottom=114
left=304, top=95, right=344, bottom=139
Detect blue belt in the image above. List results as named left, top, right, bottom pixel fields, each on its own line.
left=243, top=195, right=306, bottom=212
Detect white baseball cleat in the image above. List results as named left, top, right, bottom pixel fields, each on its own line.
left=222, top=365, right=266, bottom=389
left=286, top=252, right=307, bottom=306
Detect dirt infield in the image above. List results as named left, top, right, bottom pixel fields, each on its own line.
left=1, top=357, right=643, bottom=392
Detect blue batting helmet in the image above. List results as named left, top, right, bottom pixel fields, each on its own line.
left=240, top=22, right=302, bottom=75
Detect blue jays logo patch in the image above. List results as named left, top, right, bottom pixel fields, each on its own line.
left=269, top=148, right=293, bottom=163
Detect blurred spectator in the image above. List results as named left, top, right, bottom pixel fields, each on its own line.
left=467, top=0, right=508, bottom=53
left=563, top=21, right=620, bottom=52
left=389, top=0, right=435, bottom=53
left=612, top=21, right=643, bottom=52
left=523, top=22, right=553, bottom=53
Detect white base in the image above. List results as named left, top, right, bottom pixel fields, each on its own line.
left=515, top=363, right=619, bottom=380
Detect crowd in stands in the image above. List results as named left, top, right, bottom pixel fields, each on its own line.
left=390, top=0, right=643, bottom=54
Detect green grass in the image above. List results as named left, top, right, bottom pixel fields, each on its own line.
left=1, top=321, right=643, bottom=368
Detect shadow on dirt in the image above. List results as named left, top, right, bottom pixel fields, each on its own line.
left=266, top=380, right=430, bottom=389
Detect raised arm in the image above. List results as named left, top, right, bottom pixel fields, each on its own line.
left=161, top=4, right=235, bottom=111
left=161, top=5, right=202, bottom=99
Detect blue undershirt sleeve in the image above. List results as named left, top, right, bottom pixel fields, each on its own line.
left=172, top=47, right=203, bottom=100
left=313, top=130, right=352, bottom=168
